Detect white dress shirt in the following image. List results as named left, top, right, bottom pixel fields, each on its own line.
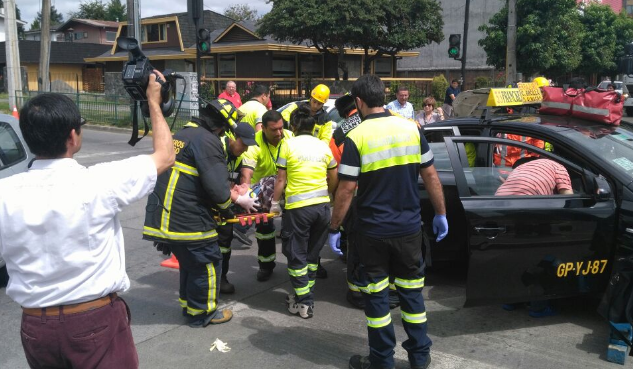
left=0, top=155, right=156, bottom=308
left=385, top=100, right=415, bottom=120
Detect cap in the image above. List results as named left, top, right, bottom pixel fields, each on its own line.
left=234, top=122, right=257, bottom=146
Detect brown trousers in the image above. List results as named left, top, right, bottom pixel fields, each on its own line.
left=20, top=296, right=138, bottom=369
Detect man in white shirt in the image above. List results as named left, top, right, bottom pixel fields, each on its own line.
left=0, top=71, right=174, bottom=368
left=385, top=86, right=415, bottom=120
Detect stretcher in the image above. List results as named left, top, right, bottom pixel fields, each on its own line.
left=215, top=212, right=279, bottom=226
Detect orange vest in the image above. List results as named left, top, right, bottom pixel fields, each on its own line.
left=493, top=134, right=545, bottom=167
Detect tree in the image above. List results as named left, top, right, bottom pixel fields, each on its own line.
left=30, top=5, right=64, bottom=30
left=577, top=3, right=617, bottom=75
left=609, top=11, right=633, bottom=78
left=478, top=0, right=583, bottom=79
left=68, top=0, right=107, bottom=21
left=224, top=4, right=259, bottom=22
left=258, top=0, right=443, bottom=80
left=106, top=0, right=127, bottom=22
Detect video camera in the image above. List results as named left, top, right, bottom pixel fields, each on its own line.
left=118, top=37, right=175, bottom=117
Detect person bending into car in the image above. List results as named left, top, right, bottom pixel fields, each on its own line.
left=0, top=72, right=174, bottom=368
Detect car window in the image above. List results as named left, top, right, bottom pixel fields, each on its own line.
left=0, top=122, right=27, bottom=170
left=453, top=140, right=585, bottom=196
left=423, top=127, right=457, bottom=171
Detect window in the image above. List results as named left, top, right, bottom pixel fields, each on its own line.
left=299, top=54, right=321, bottom=78
left=0, top=123, right=26, bottom=170
left=218, top=54, right=236, bottom=78
left=142, top=23, right=167, bottom=42
left=203, top=57, right=216, bottom=78
left=106, top=31, right=117, bottom=42
left=422, top=126, right=460, bottom=171
left=374, top=58, right=392, bottom=77
left=272, top=53, right=296, bottom=78
left=74, top=32, right=86, bottom=40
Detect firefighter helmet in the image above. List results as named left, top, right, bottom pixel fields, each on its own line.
left=533, top=77, right=549, bottom=88
left=311, top=84, right=330, bottom=104
left=199, top=98, right=242, bottom=132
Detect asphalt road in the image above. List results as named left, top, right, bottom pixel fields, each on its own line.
left=0, top=127, right=631, bottom=369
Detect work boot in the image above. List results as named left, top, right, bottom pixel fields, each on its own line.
left=287, top=301, right=313, bottom=319
left=348, top=355, right=394, bottom=369
left=316, top=263, right=328, bottom=279
left=232, top=228, right=251, bottom=246
left=346, top=290, right=365, bottom=309
left=188, top=309, right=233, bottom=328
left=256, top=268, right=273, bottom=282
left=410, top=355, right=431, bottom=369
left=220, top=275, right=235, bottom=294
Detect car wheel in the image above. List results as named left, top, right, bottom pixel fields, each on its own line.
left=0, top=266, right=8, bottom=288
left=626, top=107, right=633, bottom=117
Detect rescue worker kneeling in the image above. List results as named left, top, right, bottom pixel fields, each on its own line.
left=143, top=99, right=259, bottom=328
left=271, top=104, right=338, bottom=319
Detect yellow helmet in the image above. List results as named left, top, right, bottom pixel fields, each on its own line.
left=533, top=77, right=549, bottom=88
left=311, top=84, right=330, bottom=104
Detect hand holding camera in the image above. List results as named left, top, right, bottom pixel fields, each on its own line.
left=147, top=70, right=166, bottom=108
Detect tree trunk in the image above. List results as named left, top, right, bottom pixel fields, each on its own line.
left=337, top=47, right=348, bottom=81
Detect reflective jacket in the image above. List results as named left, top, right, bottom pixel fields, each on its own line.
left=493, top=133, right=545, bottom=167
left=143, top=121, right=231, bottom=245
left=279, top=101, right=333, bottom=144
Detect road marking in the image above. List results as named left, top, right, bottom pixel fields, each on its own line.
left=75, top=150, right=151, bottom=159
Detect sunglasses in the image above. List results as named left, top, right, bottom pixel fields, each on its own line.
left=424, top=104, right=434, bottom=107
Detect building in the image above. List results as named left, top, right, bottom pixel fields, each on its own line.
left=23, top=19, right=119, bottom=44
left=0, top=8, right=27, bottom=42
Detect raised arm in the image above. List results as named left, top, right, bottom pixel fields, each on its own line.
left=147, top=70, right=175, bottom=175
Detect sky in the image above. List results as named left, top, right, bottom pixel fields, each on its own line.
left=16, top=0, right=272, bottom=29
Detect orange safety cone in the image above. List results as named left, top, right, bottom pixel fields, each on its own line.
left=160, top=254, right=180, bottom=269
left=12, top=106, right=19, bottom=119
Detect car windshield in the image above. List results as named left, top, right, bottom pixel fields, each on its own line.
left=560, top=126, right=633, bottom=176
left=598, top=81, right=623, bottom=90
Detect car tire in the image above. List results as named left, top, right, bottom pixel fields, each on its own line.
left=626, top=107, right=633, bottom=117
left=0, top=266, right=8, bottom=288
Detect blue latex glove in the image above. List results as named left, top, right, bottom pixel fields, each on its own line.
left=433, top=214, right=448, bottom=242
left=328, top=231, right=343, bottom=256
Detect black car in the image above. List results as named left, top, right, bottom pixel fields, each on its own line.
left=418, top=112, right=632, bottom=307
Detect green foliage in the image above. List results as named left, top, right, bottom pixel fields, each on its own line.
left=258, top=0, right=444, bottom=78
left=478, top=0, right=583, bottom=78
left=224, top=4, right=259, bottom=22
left=610, top=12, right=633, bottom=76
left=431, top=74, right=448, bottom=102
left=474, top=76, right=492, bottom=89
left=69, top=1, right=107, bottom=21
left=30, top=5, right=64, bottom=30
left=106, top=0, right=127, bottom=22
left=578, top=4, right=617, bottom=75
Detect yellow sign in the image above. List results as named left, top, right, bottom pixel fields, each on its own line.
left=486, top=88, right=524, bottom=106
left=517, top=82, right=543, bottom=103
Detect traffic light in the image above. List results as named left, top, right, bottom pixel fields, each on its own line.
left=448, top=34, right=461, bottom=60
left=197, top=28, right=211, bottom=54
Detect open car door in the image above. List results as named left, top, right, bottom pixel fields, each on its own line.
left=445, top=136, right=617, bottom=306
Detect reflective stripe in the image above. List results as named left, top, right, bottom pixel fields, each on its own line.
left=217, top=197, right=232, bottom=210
left=286, top=189, right=329, bottom=205
left=161, top=170, right=179, bottom=233
left=207, top=262, right=217, bottom=312
left=338, top=164, right=360, bottom=177
left=389, top=283, right=396, bottom=291
left=288, top=266, right=308, bottom=277
left=255, top=231, right=276, bottom=240
left=174, top=161, right=199, bottom=176
left=361, top=145, right=420, bottom=166
left=394, top=277, right=425, bottom=289
left=307, top=263, right=318, bottom=272
left=220, top=247, right=231, bottom=253
left=359, top=277, right=389, bottom=294
left=295, top=285, right=310, bottom=296
left=572, top=104, right=609, bottom=116
left=328, top=159, right=338, bottom=168
left=308, top=280, right=315, bottom=288
left=401, top=310, right=427, bottom=324
left=277, top=157, right=287, bottom=167
left=143, top=226, right=218, bottom=241
left=179, top=298, right=187, bottom=308
left=348, top=281, right=360, bottom=292
left=258, top=254, right=276, bottom=263
left=366, top=312, right=392, bottom=328
left=421, top=150, right=434, bottom=165
left=541, top=101, right=571, bottom=110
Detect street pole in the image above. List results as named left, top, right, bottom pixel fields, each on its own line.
left=39, top=0, right=51, bottom=92
left=505, top=0, right=517, bottom=86
left=126, top=0, right=140, bottom=46
left=461, top=0, right=470, bottom=88
left=5, top=0, right=22, bottom=109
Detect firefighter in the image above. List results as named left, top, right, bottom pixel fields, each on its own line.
left=240, top=110, right=294, bottom=281
left=330, top=75, right=448, bottom=369
left=218, top=122, right=258, bottom=294
left=270, top=104, right=338, bottom=318
left=143, top=99, right=259, bottom=328
left=238, top=84, right=270, bottom=132
left=280, top=84, right=334, bottom=144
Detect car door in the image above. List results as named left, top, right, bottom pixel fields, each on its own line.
left=445, top=136, right=617, bottom=306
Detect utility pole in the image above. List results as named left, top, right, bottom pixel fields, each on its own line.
left=460, top=0, right=470, bottom=88
left=126, top=0, right=141, bottom=46
left=39, top=0, right=51, bottom=92
left=505, top=0, right=517, bottom=86
left=5, top=0, right=22, bottom=109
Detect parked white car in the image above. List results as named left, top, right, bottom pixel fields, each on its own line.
left=597, top=80, right=632, bottom=116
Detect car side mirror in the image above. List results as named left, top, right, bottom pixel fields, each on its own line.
left=594, top=175, right=612, bottom=201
